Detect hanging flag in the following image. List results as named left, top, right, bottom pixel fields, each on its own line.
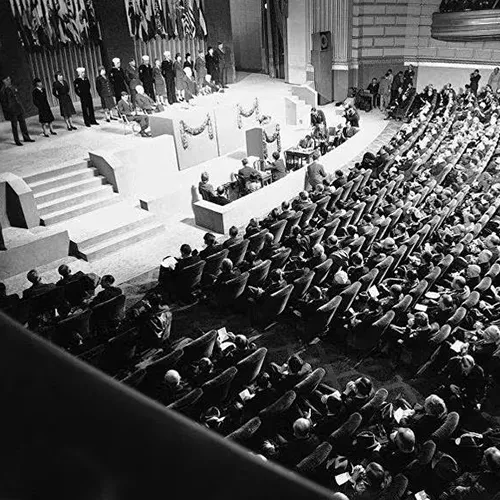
left=164, top=0, right=175, bottom=39
left=197, top=0, right=207, bottom=37
left=182, top=0, right=195, bottom=38
left=175, top=0, right=184, bottom=39
left=154, top=0, right=166, bottom=37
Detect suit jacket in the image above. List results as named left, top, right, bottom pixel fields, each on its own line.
left=91, top=286, right=123, bottom=306
left=0, top=85, right=24, bottom=119
left=194, top=56, right=207, bottom=79
left=199, top=243, right=224, bottom=260
left=175, top=254, right=201, bottom=272
left=109, top=67, right=129, bottom=97
left=73, top=77, right=92, bottom=99
left=135, top=93, right=156, bottom=112
left=216, top=47, right=230, bottom=68
left=206, top=53, right=218, bottom=76
left=307, top=162, right=327, bottom=188
left=239, top=165, right=260, bottom=180
left=279, top=435, right=321, bottom=467
left=117, top=99, right=135, bottom=116
left=161, top=59, right=175, bottom=82
left=139, top=64, right=154, bottom=86
left=265, top=159, right=287, bottom=181
left=212, top=195, right=230, bottom=206
left=23, top=282, right=56, bottom=299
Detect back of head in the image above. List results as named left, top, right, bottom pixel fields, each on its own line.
left=201, top=171, right=209, bottom=182
left=27, top=269, right=39, bottom=284
left=394, top=428, right=415, bottom=453
left=272, top=151, right=280, bottom=160
left=242, top=158, right=249, bottom=166
left=180, top=243, right=192, bottom=257
left=58, top=264, right=71, bottom=278
left=164, top=369, right=181, bottom=387
left=0, top=282, right=6, bottom=297
left=293, top=418, right=311, bottom=438
left=288, top=354, right=303, bottom=373
left=355, top=377, right=372, bottom=397
left=265, top=232, right=274, bottom=244
left=365, top=462, right=386, bottom=489
left=229, top=226, right=238, bottom=238
left=216, top=186, right=225, bottom=196
left=424, top=394, right=447, bottom=417
left=204, top=232, right=216, bottom=246
left=270, top=268, right=283, bottom=283
left=299, top=191, right=308, bottom=201
left=234, top=334, right=248, bottom=349
left=221, top=258, right=233, bottom=273
left=484, top=447, right=500, bottom=473
left=101, top=275, right=115, bottom=287
left=281, top=201, right=290, bottom=211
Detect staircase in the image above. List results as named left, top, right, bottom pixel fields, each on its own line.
left=24, top=160, right=165, bottom=262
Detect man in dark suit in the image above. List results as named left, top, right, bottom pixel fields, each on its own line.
left=22, top=269, right=56, bottom=299
left=198, top=172, right=215, bottom=201
left=310, top=107, right=326, bottom=128
left=117, top=92, right=150, bottom=137
left=292, top=191, right=313, bottom=211
left=138, top=55, right=155, bottom=100
left=90, top=275, right=122, bottom=306
left=205, top=47, right=219, bottom=84
left=161, top=51, right=176, bottom=105
left=306, top=151, right=327, bottom=189
left=278, top=201, right=295, bottom=220
left=194, top=49, right=207, bottom=89
left=238, top=158, right=260, bottom=182
left=199, top=233, right=224, bottom=260
left=74, top=67, right=98, bottom=127
left=212, top=186, right=230, bottom=206
left=0, top=75, right=34, bottom=146
left=135, top=85, right=158, bottom=114
left=175, top=244, right=201, bottom=272
left=263, top=151, right=287, bottom=182
left=223, top=226, right=242, bottom=248
left=215, top=42, right=230, bottom=87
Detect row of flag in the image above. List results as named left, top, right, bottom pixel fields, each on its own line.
left=126, top=0, right=207, bottom=42
left=9, top=0, right=101, bottom=50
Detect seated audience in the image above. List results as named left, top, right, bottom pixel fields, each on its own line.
left=22, top=269, right=56, bottom=299
left=90, top=275, right=122, bottom=306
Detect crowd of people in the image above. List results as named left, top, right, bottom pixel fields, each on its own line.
left=3, top=56, right=500, bottom=497
left=0, top=43, right=229, bottom=144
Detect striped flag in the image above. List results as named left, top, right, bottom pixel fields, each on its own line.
left=164, top=0, right=176, bottom=39
left=197, top=0, right=207, bottom=37
left=175, top=0, right=184, bottom=39
left=181, top=0, right=195, bottom=38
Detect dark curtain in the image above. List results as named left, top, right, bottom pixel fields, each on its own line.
left=262, top=0, right=287, bottom=79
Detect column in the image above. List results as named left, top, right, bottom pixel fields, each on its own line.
left=286, top=0, right=308, bottom=84
left=331, top=0, right=353, bottom=101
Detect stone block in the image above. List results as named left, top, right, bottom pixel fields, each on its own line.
left=361, top=48, right=384, bottom=57
left=384, top=26, right=407, bottom=36
left=374, top=37, right=394, bottom=47
left=360, top=37, right=374, bottom=48
left=360, top=16, right=375, bottom=25
left=385, top=5, right=408, bottom=15
left=375, top=15, right=395, bottom=24
left=436, top=48, right=457, bottom=59
left=362, top=26, right=385, bottom=36
left=474, top=49, right=494, bottom=61
left=383, top=47, right=405, bottom=57
left=405, top=36, right=419, bottom=47
left=393, top=36, right=406, bottom=48
left=419, top=26, right=431, bottom=37
left=360, top=4, right=386, bottom=15
left=405, top=25, right=420, bottom=36
left=403, top=47, right=418, bottom=57
left=407, top=5, right=421, bottom=15
left=353, top=5, right=360, bottom=16
left=419, top=47, right=438, bottom=58
left=454, top=48, right=474, bottom=60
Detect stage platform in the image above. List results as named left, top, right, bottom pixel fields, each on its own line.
left=0, top=73, right=395, bottom=296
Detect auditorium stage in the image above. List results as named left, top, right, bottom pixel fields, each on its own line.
left=1, top=73, right=396, bottom=296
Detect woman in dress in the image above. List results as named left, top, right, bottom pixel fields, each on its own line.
left=174, top=53, right=186, bottom=102
left=184, top=53, right=194, bottom=73
left=153, top=58, right=167, bottom=106
left=52, top=71, right=77, bottom=131
left=32, top=77, right=56, bottom=137
left=95, top=66, right=116, bottom=122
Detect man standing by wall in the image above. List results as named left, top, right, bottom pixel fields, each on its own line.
left=161, top=51, right=176, bottom=105
left=216, top=42, right=230, bottom=87
left=74, top=67, right=98, bottom=128
left=0, top=75, right=34, bottom=146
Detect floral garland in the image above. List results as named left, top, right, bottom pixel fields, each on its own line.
left=262, top=124, right=281, bottom=156
left=236, top=98, right=260, bottom=129
left=179, top=114, right=214, bottom=150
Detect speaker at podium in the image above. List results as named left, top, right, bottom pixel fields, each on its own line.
left=311, top=31, right=333, bottom=105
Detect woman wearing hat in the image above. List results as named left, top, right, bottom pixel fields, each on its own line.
left=52, top=71, right=76, bottom=131
left=378, top=428, right=416, bottom=473
left=32, top=77, right=55, bottom=137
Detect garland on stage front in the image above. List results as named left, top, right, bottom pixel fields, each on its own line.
left=236, top=98, right=260, bottom=129
left=179, top=113, right=214, bottom=149
left=262, top=124, right=281, bottom=156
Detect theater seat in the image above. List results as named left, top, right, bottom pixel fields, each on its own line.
left=227, top=239, right=250, bottom=266
left=359, top=388, right=388, bottom=423
left=167, top=388, right=204, bottom=418
left=202, top=249, right=229, bottom=287
left=90, top=294, right=126, bottom=336
left=432, top=411, right=460, bottom=444
left=313, top=196, right=330, bottom=215
left=462, top=291, right=480, bottom=309
left=299, top=204, right=317, bottom=228
left=255, top=284, right=294, bottom=329
left=226, top=416, right=262, bottom=443
left=181, top=330, right=217, bottom=364
left=202, top=367, right=238, bottom=406
left=246, top=229, right=269, bottom=255
left=248, top=260, right=271, bottom=288
left=380, top=473, right=408, bottom=500
left=215, top=272, right=249, bottom=308
left=304, top=296, right=341, bottom=342
left=259, top=390, right=297, bottom=419
left=234, top=347, right=268, bottom=388
left=270, top=248, right=292, bottom=270
left=295, top=442, right=332, bottom=476
left=293, top=368, right=326, bottom=397
left=448, top=307, right=466, bottom=327
left=323, top=219, right=340, bottom=240
left=290, top=270, right=315, bottom=303
left=174, top=260, right=206, bottom=302
left=475, top=276, right=492, bottom=293
left=337, top=281, right=362, bottom=316
left=359, top=268, right=379, bottom=293
left=311, top=259, right=332, bottom=287
left=308, top=228, right=325, bottom=249
left=284, top=211, right=303, bottom=236
left=267, top=219, right=287, bottom=245
left=392, top=295, right=412, bottom=317
left=430, top=324, right=452, bottom=345
left=328, top=412, right=362, bottom=447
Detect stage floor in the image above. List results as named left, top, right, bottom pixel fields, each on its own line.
left=1, top=73, right=395, bottom=296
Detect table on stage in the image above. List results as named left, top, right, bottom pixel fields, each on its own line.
left=284, top=148, right=315, bottom=171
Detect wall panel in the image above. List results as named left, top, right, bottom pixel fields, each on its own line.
left=133, top=37, right=206, bottom=68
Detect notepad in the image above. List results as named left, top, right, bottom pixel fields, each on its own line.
left=425, top=291, right=440, bottom=300
left=217, top=327, right=229, bottom=343
left=415, top=303, right=428, bottom=312
left=450, top=340, right=467, bottom=353
left=239, top=389, right=255, bottom=402
left=368, top=285, right=380, bottom=298
left=161, top=256, right=177, bottom=269
left=415, top=491, right=429, bottom=500
left=335, top=472, right=352, bottom=486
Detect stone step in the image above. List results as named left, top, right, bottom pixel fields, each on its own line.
left=77, top=221, right=165, bottom=262
left=34, top=177, right=106, bottom=205
left=38, top=185, right=115, bottom=217
left=24, top=160, right=90, bottom=185
left=41, top=195, right=121, bottom=226
left=28, top=168, right=99, bottom=194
